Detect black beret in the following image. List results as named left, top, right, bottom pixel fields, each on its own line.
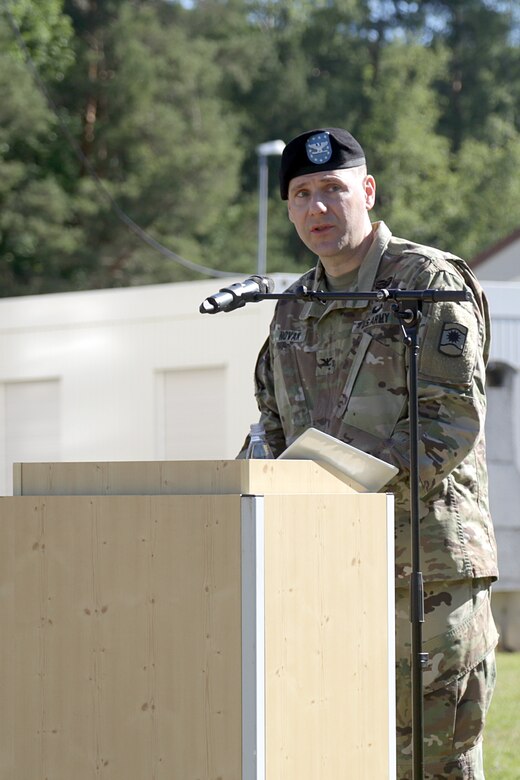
left=279, top=127, right=366, bottom=199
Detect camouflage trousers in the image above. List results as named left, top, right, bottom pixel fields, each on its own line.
left=395, top=578, right=498, bottom=779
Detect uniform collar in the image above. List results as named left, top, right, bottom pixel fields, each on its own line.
left=300, top=221, right=392, bottom=319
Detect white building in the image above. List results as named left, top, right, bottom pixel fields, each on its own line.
left=472, top=230, right=520, bottom=650
left=0, top=275, right=294, bottom=495
left=480, top=283, right=520, bottom=650
left=471, top=228, right=520, bottom=282
left=1, top=272, right=519, bottom=647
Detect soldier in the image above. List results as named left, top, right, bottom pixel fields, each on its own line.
left=241, top=127, right=499, bottom=779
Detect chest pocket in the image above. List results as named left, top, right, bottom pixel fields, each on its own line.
left=271, top=331, right=313, bottom=433
left=333, top=331, right=372, bottom=417
left=337, top=324, right=408, bottom=439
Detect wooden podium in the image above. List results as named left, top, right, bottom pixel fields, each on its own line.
left=1, top=460, right=395, bottom=779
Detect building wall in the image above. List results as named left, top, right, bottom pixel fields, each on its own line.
left=473, top=238, right=520, bottom=282
left=1, top=276, right=519, bottom=645
left=0, top=275, right=296, bottom=494
left=482, top=283, right=520, bottom=649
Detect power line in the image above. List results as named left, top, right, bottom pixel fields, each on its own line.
left=1, top=1, right=236, bottom=279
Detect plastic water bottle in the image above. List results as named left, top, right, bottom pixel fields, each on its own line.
left=246, top=422, right=274, bottom=459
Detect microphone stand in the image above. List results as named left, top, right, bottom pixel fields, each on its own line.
left=211, top=284, right=470, bottom=780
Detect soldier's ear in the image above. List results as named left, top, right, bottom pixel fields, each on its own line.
left=287, top=202, right=295, bottom=224
left=364, top=175, right=376, bottom=210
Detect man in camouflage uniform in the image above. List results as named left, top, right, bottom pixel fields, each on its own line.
left=242, top=127, right=499, bottom=778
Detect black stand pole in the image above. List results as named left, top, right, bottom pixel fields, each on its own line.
left=393, top=300, right=429, bottom=780
left=200, top=284, right=471, bottom=780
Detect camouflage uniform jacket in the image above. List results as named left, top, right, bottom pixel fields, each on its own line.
left=252, top=221, right=498, bottom=583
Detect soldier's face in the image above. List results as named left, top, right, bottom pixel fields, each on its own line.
left=287, top=167, right=375, bottom=270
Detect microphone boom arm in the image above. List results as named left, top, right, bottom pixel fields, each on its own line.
left=248, top=285, right=470, bottom=305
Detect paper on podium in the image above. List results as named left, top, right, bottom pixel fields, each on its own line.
left=278, top=427, right=399, bottom=492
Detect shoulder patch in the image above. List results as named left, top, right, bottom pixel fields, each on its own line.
left=438, top=323, right=468, bottom=357
left=419, top=302, right=478, bottom=387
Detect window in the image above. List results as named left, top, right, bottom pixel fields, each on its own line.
left=1, top=379, right=60, bottom=495
left=155, top=367, right=227, bottom=460
left=486, top=362, right=517, bottom=463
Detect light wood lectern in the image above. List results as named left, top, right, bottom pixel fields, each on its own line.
left=1, top=460, right=395, bottom=779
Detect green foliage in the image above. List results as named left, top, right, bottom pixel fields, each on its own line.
left=2, top=0, right=74, bottom=79
left=447, top=131, right=520, bottom=260
left=484, top=651, right=520, bottom=779
left=420, top=0, right=520, bottom=150
left=0, top=10, right=85, bottom=295
left=1, top=0, right=520, bottom=295
left=69, top=2, right=244, bottom=286
left=364, top=41, right=460, bottom=250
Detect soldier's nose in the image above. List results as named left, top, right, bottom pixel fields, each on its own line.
left=309, top=198, right=327, bottom=215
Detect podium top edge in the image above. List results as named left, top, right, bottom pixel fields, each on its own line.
left=13, top=460, right=360, bottom=497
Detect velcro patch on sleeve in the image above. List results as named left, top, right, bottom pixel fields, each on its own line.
left=419, top=303, right=478, bottom=386
left=438, top=323, right=468, bottom=356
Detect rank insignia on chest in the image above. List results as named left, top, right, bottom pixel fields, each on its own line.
left=316, top=355, right=336, bottom=375
left=438, top=323, right=468, bottom=356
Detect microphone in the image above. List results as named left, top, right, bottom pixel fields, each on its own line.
left=199, top=275, right=275, bottom=314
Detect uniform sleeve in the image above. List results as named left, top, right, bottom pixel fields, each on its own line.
left=343, top=264, right=489, bottom=507
left=236, top=336, right=288, bottom=458
left=396, top=266, right=486, bottom=492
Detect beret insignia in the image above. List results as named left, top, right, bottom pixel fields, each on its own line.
left=305, top=132, right=333, bottom=165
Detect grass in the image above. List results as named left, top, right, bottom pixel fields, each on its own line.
left=484, top=651, right=520, bottom=779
